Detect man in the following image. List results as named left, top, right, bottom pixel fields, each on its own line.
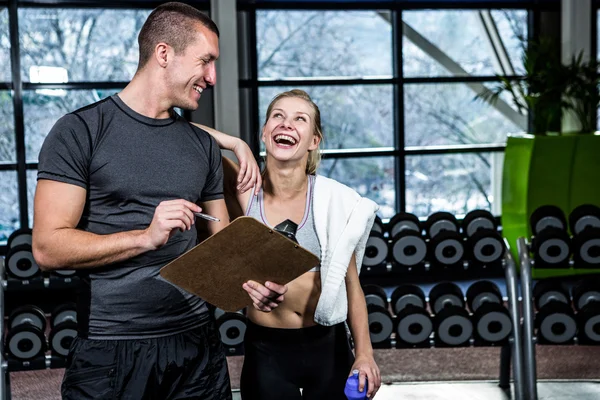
left=32, top=3, right=285, bottom=399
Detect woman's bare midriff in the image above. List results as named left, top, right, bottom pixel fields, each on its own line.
left=247, top=270, right=322, bottom=328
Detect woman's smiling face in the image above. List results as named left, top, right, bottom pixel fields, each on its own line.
left=262, top=97, right=320, bottom=164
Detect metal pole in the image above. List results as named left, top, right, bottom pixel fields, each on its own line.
left=498, top=344, right=511, bottom=390
left=0, top=258, right=6, bottom=400
left=517, top=237, right=538, bottom=400
left=503, top=240, right=524, bottom=400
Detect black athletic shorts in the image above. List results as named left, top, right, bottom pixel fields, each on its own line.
left=61, top=321, right=232, bottom=400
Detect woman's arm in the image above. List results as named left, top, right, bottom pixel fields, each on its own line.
left=346, top=253, right=382, bottom=398
left=191, top=123, right=261, bottom=195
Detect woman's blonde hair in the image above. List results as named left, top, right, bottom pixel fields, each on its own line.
left=263, top=89, right=324, bottom=175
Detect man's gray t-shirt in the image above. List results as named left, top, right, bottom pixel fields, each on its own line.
left=37, top=95, right=224, bottom=339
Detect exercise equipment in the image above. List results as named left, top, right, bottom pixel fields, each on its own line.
left=461, top=210, right=497, bottom=238
left=467, top=229, right=505, bottom=267
left=429, top=282, right=465, bottom=314
left=361, top=231, right=388, bottom=274
left=388, top=212, right=421, bottom=238
left=391, top=285, right=432, bottom=348
left=568, top=204, right=600, bottom=235
left=371, top=215, right=384, bottom=234
left=390, top=230, right=427, bottom=269
left=7, top=229, right=32, bottom=250
left=571, top=227, right=600, bottom=269
left=362, top=284, right=388, bottom=309
left=429, top=282, right=472, bottom=347
left=366, top=304, right=393, bottom=348
left=530, top=205, right=567, bottom=236
left=216, top=312, right=247, bottom=356
left=427, top=231, right=465, bottom=269
left=5, top=245, right=40, bottom=280
left=5, top=305, right=47, bottom=361
left=466, top=281, right=511, bottom=345
left=424, top=212, right=459, bottom=239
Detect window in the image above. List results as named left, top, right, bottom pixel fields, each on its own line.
left=0, top=7, right=9, bottom=82
left=19, top=8, right=148, bottom=82
left=255, top=10, right=396, bottom=217
left=248, top=5, right=529, bottom=219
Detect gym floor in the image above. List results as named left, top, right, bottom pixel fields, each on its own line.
left=7, top=345, right=600, bottom=399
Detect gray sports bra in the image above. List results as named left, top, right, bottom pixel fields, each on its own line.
left=245, top=175, right=321, bottom=272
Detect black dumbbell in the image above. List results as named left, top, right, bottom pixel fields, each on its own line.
left=576, top=302, right=600, bottom=345
left=361, top=232, right=388, bottom=273
left=571, top=280, right=600, bottom=312
left=367, top=304, right=393, bottom=348
left=428, top=230, right=465, bottom=269
left=390, top=230, right=427, bottom=269
left=392, top=285, right=432, bottom=347
left=5, top=305, right=47, bottom=361
left=472, top=302, right=512, bottom=345
left=50, top=303, right=77, bottom=328
left=429, top=282, right=471, bottom=347
left=466, top=281, right=503, bottom=313
left=467, top=229, right=505, bottom=266
left=532, top=280, right=570, bottom=311
left=363, top=285, right=388, bottom=309
left=571, top=227, right=600, bottom=268
left=531, top=227, right=571, bottom=268
left=52, top=269, right=77, bottom=277
left=391, top=284, right=426, bottom=315
left=433, top=305, right=472, bottom=347
left=5, top=244, right=40, bottom=280
left=425, top=212, right=459, bottom=239
left=530, top=205, right=568, bottom=236
left=569, top=204, right=600, bottom=235
left=371, top=215, right=385, bottom=235
left=217, top=312, right=247, bottom=354
left=49, top=321, right=77, bottom=358
left=535, top=300, right=577, bottom=344
left=48, top=303, right=78, bottom=357
left=388, top=212, right=421, bottom=239
left=429, top=282, right=465, bottom=314
left=461, top=210, right=497, bottom=238
left=466, top=281, right=511, bottom=345
left=7, top=228, right=32, bottom=250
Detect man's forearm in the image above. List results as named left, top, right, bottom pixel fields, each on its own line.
left=33, top=228, right=153, bottom=271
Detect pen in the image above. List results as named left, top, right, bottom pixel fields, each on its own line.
left=194, top=212, right=220, bottom=222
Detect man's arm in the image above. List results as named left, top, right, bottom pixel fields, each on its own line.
left=191, top=123, right=262, bottom=195
left=32, top=180, right=200, bottom=271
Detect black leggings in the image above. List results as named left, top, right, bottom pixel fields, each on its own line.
left=240, top=320, right=355, bottom=400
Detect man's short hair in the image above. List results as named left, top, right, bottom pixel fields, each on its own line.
left=137, top=2, right=219, bottom=69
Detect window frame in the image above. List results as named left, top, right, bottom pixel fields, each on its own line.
left=240, top=0, right=560, bottom=219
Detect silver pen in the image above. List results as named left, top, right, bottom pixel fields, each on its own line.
left=194, top=212, right=220, bottom=222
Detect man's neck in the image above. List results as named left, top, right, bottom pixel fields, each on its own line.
left=119, top=71, right=172, bottom=119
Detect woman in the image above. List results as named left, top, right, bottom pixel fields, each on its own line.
left=199, top=89, right=381, bottom=399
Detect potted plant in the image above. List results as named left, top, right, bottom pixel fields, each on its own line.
left=478, top=38, right=600, bottom=278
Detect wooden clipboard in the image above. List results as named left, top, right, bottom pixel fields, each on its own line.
left=159, top=216, right=320, bottom=312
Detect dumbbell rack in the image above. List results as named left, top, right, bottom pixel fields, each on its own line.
left=0, top=260, right=80, bottom=400
left=516, top=235, right=600, bottom=400
left=367, top=242, right=525, bottom=399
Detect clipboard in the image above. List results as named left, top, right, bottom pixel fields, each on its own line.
left=159, top=216, right=320, bottom=312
